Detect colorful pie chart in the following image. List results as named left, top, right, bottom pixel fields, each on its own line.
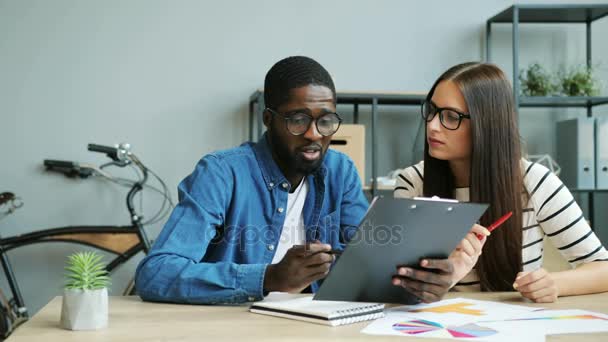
left=392, top=320, right=498, bottom=338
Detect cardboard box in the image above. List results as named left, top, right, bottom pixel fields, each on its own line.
left=330, top=124, right=365, bottom=185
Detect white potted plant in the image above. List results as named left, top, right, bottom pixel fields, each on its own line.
left=60, top=251, right=110, bottom=330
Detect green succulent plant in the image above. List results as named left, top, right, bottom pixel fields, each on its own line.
left=557, top=64, right=601, bottom=97
left=64, top=252, right=111, bottom=290
left=519, top=63, right=556, bottom=96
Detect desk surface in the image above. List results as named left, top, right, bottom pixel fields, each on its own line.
left=9, top=292, right=608, bottom=341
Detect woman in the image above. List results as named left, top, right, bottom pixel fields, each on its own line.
left=395, top=62, right=608, bottom=303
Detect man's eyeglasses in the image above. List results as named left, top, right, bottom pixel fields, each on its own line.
left=421, top=100, right=471, bottom=130
left=266, top=108, right=342, bottom=137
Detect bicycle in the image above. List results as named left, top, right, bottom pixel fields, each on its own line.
left=0, top=143, right=173, bottom=339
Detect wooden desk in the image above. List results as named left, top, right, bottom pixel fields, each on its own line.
left=9, top=292, right=608, bottom=341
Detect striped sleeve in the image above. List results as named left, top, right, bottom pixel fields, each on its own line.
left=394, top=161, right=424, bottom=199
left=524, top=161, right=608, bottom=266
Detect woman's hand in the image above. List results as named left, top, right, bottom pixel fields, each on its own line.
left=448, top=224, right=490, bottom=285
left=513, top=268, right=559, bottom=303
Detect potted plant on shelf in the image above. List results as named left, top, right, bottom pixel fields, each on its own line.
left=519, top=62, right=556, bottom=96
left=60, top=251, right=110, bottom=330
left=557, top=64, right=602, bottom=97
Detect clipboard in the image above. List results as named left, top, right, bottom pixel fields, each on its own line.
left=313, top=196, right=488, bottom=304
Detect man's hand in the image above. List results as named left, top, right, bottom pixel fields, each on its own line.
left=263, top=242, right=334, bottom=293
left=513, top=268, right=559, bottom=303
left=392, top=259, right=455, bottom=303
left=449, top=224, right=490, bottom=285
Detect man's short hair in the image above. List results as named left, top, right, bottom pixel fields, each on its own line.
left=264, top=56, right=336, bottom=110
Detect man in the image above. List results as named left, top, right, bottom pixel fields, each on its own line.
left=135, top=56, right=462, bottom=304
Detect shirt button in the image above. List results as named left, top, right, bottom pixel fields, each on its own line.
left=267, top=244, right=275, bottom=251
left=281, top=183, right=289, bottom=189
left=277, top=207, right=284, bottom=213
left=248, top=296, right=255, bottom=302
left=268, top=182, right=274, bottom=188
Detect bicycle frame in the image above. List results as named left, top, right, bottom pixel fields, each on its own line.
left=0, top=223, right=149, bottom=316
left=0, top=144, right=162, bottom=338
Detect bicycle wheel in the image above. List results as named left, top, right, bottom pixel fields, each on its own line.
left=0, top=305, right=13, bottom=339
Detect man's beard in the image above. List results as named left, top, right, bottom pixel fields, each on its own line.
left=269, top=129, right=325, bottom=176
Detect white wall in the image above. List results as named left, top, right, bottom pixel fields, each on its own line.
left=1, top=0, right=607, bottom=314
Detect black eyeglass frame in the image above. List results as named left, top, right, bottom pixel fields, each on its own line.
left=265, top=108, right=343, bottom=137
left=420, top=100, right=471, bottom=131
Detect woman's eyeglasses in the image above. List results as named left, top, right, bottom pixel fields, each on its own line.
left=266, top=108, right=342, bottom=137
left=421, top=100, right=470, bottom=130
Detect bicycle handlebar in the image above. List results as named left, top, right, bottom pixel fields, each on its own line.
left=40, top=143, right=158, bottom=252
left=87, top=144, right=119, bottom=161
left=43, top=159, right=93, bottom=178
left=44, top=143, right=152, bottom=229
left=43, top=159, right=77, bottom=169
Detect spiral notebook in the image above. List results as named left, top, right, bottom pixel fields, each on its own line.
left=250, top=294, right=384, bottom=326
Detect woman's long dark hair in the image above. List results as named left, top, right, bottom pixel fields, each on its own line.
left=423, top=62, right=523, bottom=291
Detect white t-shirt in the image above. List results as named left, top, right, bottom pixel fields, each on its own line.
left=271, top=180, right=308, bottom=264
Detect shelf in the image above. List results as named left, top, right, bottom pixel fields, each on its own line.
left=570, top=189, right=608, bottom=193
left=336, top=92, right=426, bottom=105
left=488, top=4, right=608, bottom=23
left=519, top=96, right=608, bottom=108
left=250, top=89, right=427, bottom=106
left=486, top=5, right=608, bottom=226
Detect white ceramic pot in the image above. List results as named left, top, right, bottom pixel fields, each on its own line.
left=60, top=288, right=108, bottom=330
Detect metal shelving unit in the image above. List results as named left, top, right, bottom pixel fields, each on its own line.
left=486, top=4, right=608, bottom=116
left=519, top=96, right=608, bottom=108
left=249, top=90, right=426, bottom=196
left=486, top=4, right=608, bottom=228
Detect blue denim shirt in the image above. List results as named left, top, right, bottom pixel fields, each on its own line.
left=135, top=134, right=368, bottom=304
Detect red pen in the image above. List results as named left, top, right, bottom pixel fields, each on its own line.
left=476, top=211, right=513, bottom=240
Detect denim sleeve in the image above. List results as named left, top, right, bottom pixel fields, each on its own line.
left=339, top=158, right=369, bottom=245
left=134, top=155, right=266, bottom=304
left=311, top=158, right=369, bottom=293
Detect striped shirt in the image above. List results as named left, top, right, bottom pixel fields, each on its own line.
left=394, top=160, right=608, bottom=291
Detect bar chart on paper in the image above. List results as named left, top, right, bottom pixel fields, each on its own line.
left=497, top=313, right=608, bottom=322
left=479, top=309, right=608, bottom=340
left=410, top=302, right=485, bottom=316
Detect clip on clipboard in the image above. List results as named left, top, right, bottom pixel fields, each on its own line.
left=313, top=195, right=488, bottom=304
